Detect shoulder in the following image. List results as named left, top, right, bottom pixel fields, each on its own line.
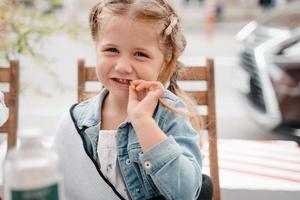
left=54, top=94, right=99, bottom=133
left=154, top=90, right=198, bottom=139
left=154, top=89, right=189, bottom=123
left=71, top=98, right=93, bottom=124
left=160, top=89, right=188, bottom=113
left=71, top=95, right=99, bottom=129
left=53, top=98, right=95, bottom=144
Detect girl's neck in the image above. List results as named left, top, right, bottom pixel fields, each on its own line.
left=104, top=93, right=128, bottom=114
left=101, top=93, right=128, bottom=130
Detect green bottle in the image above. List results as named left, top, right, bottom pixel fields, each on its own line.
left=3, top=129, right=64, bottom=200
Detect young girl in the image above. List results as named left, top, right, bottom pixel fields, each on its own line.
left=53, top=0, right=204, bottom=199
left=0, top=91, right=8, bottom=126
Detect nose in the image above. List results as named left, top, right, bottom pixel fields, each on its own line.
left=115, top=56, right=133, bottom=74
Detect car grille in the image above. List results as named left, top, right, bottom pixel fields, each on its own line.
left=240, top=50, right=266, bottom=113
left=249, top=75, right=266, bottom=113
left=239, top=27, right=273, bottom=113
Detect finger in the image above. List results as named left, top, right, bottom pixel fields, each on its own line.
left=148, top=81, right=164, bottom=90
left=130, top=79, right=146, bottom=91
left=131, top=79, right=143, bottom=84
left=131, top=79, right=144, bottom=89
left=135, top=81, right=153, bottom=91
left=148, top=81, right=165, bottom=97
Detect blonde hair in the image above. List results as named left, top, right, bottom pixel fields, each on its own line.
left=89, top=0, right=204, bottom=132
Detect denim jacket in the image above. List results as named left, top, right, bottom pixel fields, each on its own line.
left=70, top=88, right=202, bottom=200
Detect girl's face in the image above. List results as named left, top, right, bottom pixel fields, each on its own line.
left=95, top=15, right=165, bottom=99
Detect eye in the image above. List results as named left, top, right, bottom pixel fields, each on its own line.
left=134, top=51, right=149, bottom=58
left=105, top=48, right=119, bottom=53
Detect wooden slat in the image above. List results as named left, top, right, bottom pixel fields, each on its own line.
left=0, top=68, right=10, bottom=82
left=0, top=60, right=19, bottom=150
left=0, top=121, right=9, bottom=132
left=7, top=60, right=19, bottom=149
left=3, top=92, right=19, bottom=108
left=177, top=67, right=207, bottom=81
left=85, top=67, right=98, bottom=81
left=78, top=66, right=208, bottom=81
left=197, top=115, right=216, bottom=132
left=78, top=59, right=85, bottom=102
left=79, top=66, right=208, bottom=81
left=185, top=91, right=208, bottom=105
left=3, top=92, right=10, bottom=106
left=206, top=58, right=220, bottom=200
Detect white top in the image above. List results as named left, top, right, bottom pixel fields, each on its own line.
left=0, top=91, right=8, bottom=126
left=97, top=130, right=130, bottom=200
left=52, top=112, right=121, bottom=200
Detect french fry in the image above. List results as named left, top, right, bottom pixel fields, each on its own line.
left=130, top=81, right=136, bottom=90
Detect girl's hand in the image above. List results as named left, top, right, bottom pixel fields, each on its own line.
left=128, top=80, right=164, bottom=121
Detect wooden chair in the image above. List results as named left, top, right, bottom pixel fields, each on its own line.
left=77, top=58, right=221, bottom=200
left=177, top=59, right=220, bottom=200
left=0, top=60, right=19, bottom=150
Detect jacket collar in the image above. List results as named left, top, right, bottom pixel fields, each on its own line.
left=77, top=88, right=130, bottom=129
left=77, top=88, right=108, bottom=129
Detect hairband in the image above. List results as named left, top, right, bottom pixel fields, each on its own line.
left=164, top=14, right=178, bottom=36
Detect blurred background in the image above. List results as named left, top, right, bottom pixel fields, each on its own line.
left=0, top=0, right=300, bottom=199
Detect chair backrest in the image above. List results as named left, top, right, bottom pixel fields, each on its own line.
left=0, top=60, right=19, bottom=150
left=177, top=59, right=220, bottom=200
left=77, top=58, right=220, bottom=200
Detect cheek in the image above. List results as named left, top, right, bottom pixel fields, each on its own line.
left=136, top=64, right=163, bottom=81
left=152, top=60, right=165, bottom=80
left=152, top=66, right=162, bottom=80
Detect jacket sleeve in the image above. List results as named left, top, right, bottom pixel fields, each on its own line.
left=139, top=99, right=202, bottom=200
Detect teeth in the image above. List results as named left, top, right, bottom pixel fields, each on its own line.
left=117, top=79, right=129, bottom=84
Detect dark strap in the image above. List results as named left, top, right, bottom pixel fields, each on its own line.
left=69, top=104, right=126, bottom=200
left=197, top=174, right=213, bottom=200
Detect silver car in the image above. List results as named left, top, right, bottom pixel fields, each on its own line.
left=235, top=2, right=300, bottom=139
